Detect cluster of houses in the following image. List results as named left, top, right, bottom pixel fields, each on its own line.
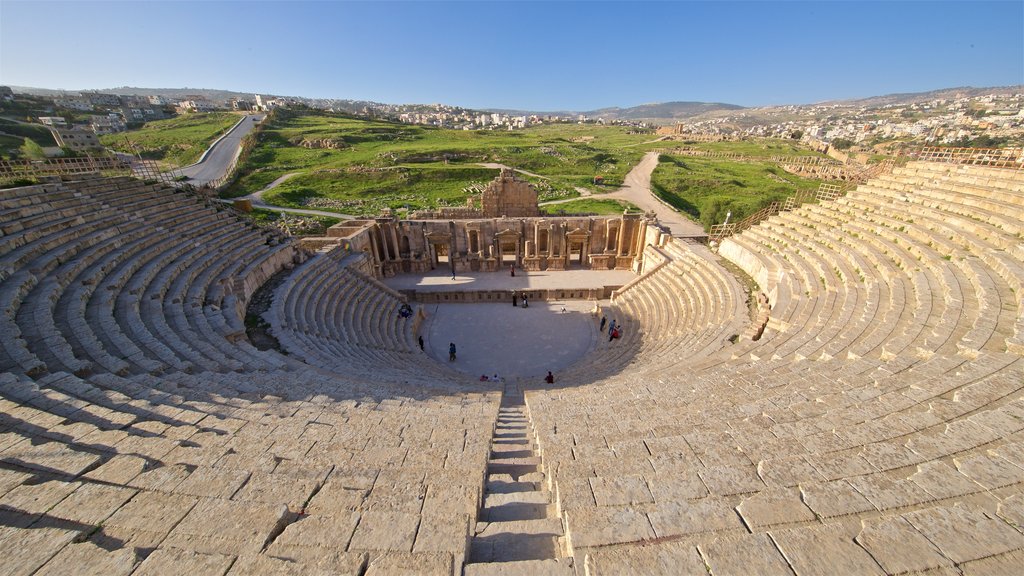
left=666, top=91, right=1024, bottom=150
left=0, top=87, right=290, bottom=156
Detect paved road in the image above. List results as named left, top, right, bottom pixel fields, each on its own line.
left=178, top=113, right=265, bottom=185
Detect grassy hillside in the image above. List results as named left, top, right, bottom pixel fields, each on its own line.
left=100, top=112, right=242, bottom=167
left=223, top=109, right=667, bottom=216
left=650, top=154, right=823, bottom=230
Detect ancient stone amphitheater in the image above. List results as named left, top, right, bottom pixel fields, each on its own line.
left=0, top=160, right=1022, bottom=575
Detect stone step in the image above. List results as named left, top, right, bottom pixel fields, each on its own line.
left=469, top=518, right=564, bottom=563
left=488, top=456, right=542, bottom=477
left=490, top=447, right=534, bottom=459
left=492, top=437, right=531, bottom=445
left=463, top=558, right=575, bottom=576
left=483, top=491, right=552, bottom=522
left=486, top=478, right=543, bottom=494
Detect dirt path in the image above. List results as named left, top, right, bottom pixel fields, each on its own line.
left=476, top=163, right=548, bottom=179
left=238, top=172, right=303, bottom=202
left=537, top=152, right=704, bottom=237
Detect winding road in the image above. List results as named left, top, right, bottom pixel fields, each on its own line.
left=178, top=113, right=265, bottom=186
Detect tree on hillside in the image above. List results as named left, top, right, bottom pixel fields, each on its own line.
left=831, top=138, right=854, bottom=150
left=19, top=138, right=46, bottom=160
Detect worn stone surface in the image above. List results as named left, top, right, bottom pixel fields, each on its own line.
left=589, top=475, right=654, bottom=507
left=131, top=547, right=235, bottom=576
left=647, top=498, right=742, bottom=538
left=34, top=542, right=139, bottom=576
left=855, top=516, right=953, bottom=574
left=363, top=551, right=454, bottom=576
left=904, top=505, right=1024, bottom=564
left=566, top=506, right=655, bottom=548
left=699, top=533, right=795, bottom=576
left=736, top=487, right=816, bottom=528
left=586, top=541, right=707, bottom=575
left=770, top=523, right=885, bottom=576
left=348, top=510, right=421, bottom=552
left=164, top=499, right=291, bottom=556
left=0, top=525, right=79, bottom=576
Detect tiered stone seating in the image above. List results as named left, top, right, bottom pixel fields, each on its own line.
left=0, top=176, right=499, bottom=574
left=525, top=162, right=1024, bottom=574
left=265, top=245, right=462, bottom=385
left=2, top=162, right=1022, bottom=574
left=556, top=239, right=747, bottom=383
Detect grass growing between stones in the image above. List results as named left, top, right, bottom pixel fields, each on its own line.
left=246, top=207, right=341, bottom=236
left=100, top=112, right=243, bottom=167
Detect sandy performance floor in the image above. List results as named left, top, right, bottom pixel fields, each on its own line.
left=420, top=299, right=604, bottom=381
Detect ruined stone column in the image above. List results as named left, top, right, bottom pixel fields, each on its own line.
left=390, top=226, right=401, bottom=258
left=617, top=216, right=627, bottom=257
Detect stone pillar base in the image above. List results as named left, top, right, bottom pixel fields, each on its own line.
left=615, top=256, right=634, bottom=269
left=547, top=259, right=567, bottom=271
left=522, top=257, right=545, bottom=272
left=589, top=255, right=613, bottom=270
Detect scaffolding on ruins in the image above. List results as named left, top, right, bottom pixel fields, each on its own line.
left=912, top=146, right=1024, bottom=169
left=0, top=155, right=180, bottom=184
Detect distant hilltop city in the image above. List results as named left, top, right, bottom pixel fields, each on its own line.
left=1, top=84, right=1021, bottom=159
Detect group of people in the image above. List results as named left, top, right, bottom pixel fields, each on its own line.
left=600, top=316, right=622, bottom=342
left=511, top=291, right=529, bottom=308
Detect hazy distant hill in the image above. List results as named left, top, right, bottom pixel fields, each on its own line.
left=588, top=101, right=745, bottom=120
left=484, top=101, right=744, bottom=122
left=821, top=86, right=1023, bottom=107
left=8, top=85, right=265, bottom=102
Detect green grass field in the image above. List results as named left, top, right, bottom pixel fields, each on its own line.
left=222, top=110, right=667, bottom=215
left=100, top=112, right=243, bottom=167
left=665, top=138, right=826, bottom=158
left=540, top=198, right=639, bottom=215
left=0, top=118, right=56, bottom=148
left=650, top=154, right=823, bottom=230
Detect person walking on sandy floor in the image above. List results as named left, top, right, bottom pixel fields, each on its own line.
left=449, top=342, right=457, bottom=361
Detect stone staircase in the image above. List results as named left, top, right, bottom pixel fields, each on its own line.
left=465, top=382, right=573, bottom=575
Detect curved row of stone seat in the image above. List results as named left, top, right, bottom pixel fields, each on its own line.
left=0, top=175, right=503, bottom=572
left=524, top=162, right=1024, bottom=572
left=1, top=177, right=294, bottom=379
left=718, top=167, right=1022, bottom=366
left=529, top=353, right=1024, bottom=573
left=555, top=239, right=747, bottom=384
left=0, top=360, right=500, bottom=574
left=267, top=245, right=462, bottom=383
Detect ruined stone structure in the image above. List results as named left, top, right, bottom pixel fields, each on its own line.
left=319, top=212, right=655, bottom=277
left=481, top=168, right=540, bottom=217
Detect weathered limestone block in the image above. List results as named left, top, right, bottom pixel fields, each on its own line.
left=854, top=516, right=953, bottom=574
left=131, top=547, right=234, bottom=576
left=164, top=499, right=292, bottom=556
left=34, top=542, right=139, bottom=576
left=770, top=523, right=884, bottom=575
left=698, top=533, right=793, bottom=576
left=586, top=542, right=705, bottom=576
left=347, top=510, right=420, bottom=552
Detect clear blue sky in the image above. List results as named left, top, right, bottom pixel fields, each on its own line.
left=1, top=1, right=1021, bottom=110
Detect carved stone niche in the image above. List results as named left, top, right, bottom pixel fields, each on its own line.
left=494, top=227, right=522, bottom=266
